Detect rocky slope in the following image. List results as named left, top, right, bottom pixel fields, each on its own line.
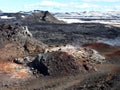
left=0, top=24, right=45, bottom=61
left=0, top=12, right=120, bottom=89
left=0, top=24, right=46, bottom=89
left=0, top=23, right=109, bottom=90
left=28, top=23, right=120, bottom=47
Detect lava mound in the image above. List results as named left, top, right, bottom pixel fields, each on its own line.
left=44, top=51, right=80, bottom=76
left=0, top=23, right=46, bottom=81
left=28, top=51, right=97, bottom=76
left=28, top=51, right=81, bottom=76
left=22, top=11, right=64, bottom=24
left=0, top=24, right=46, bottom=61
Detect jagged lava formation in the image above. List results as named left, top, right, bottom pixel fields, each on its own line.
left=0, top=24, right=46, bottom=89
left=0, top=10, right=120, bottom=90
left=0, top=24, right=106, bottom=90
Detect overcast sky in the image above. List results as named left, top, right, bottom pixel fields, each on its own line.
left=0, top=0, right=120, bottom=12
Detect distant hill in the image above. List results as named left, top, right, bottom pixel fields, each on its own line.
left=0, top=10, right=64, bottom=25
left=54, top=11, right=120, bottom=24
left=23, top=11, right=64, bottom=24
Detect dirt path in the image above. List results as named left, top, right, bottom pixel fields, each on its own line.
left=65, top=64, right=120, bottom=90
left=2, top=63, right=120, bottom=90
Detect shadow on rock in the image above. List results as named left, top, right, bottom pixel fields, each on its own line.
left=27, top=55, right=50, bottom=76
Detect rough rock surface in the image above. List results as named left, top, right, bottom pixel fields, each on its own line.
left=0, top=24, right=46, bottom=61
left=0, top=21, right=119, bottom=90
left=0, top=24, right=46, bottom=87
left=24, top=11, right=63, bottom=24
left=40, top=51, right=81, bottom=76
left=66, top=73, right=120, bottom=90
left=26, top=43, right=106, bottom=77
left=27, top=51, right=96, bottom=76
left=48, top=45, right=105, bottom=64
left=28, top=23, right=120, bottom=46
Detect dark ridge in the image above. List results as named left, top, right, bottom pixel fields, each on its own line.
left=42, top=11, right=48, bottom=21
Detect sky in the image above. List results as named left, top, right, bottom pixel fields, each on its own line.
left=0, top=0, right=120, bottom=12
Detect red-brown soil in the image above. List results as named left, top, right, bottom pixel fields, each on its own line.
left=82, top=42, right=116, bottom=52
left=105, top=50, right=120, bottom=57
left=0, top=61, right=30, bottom=79
left=0, top=43, right=26, bottom=62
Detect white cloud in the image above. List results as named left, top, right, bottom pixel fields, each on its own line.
left=24, top=1, right=99, bottom=11
left=83, top=0, right=120, bottom=2
left=24, top=1, right=67, bottom=9
left=40, top=1, right=67, bottom=7
left=24, top=0, right=120, bottom=12
left=102, top=5, right=120, bottom=11
left=75, top=3, right=99, bottom=8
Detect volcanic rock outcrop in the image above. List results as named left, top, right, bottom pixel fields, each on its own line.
left=28, top=51, right=81, bottom=76
left=0, top=24, right=46, bottom=61
left=27, top=51, right=96, bottom=77
left=0, top=24, right=106, bottom=79
left=0, top=23, right=112, bottom=90
left=48, top=45, right=105, bottom=64
left=0, top=11, right=64, bottom=25
left=26, top=45, right=105, bottom=76
left=0, top=23, right=48, bottom=86
left=28, top=11, right=63, bottom=23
